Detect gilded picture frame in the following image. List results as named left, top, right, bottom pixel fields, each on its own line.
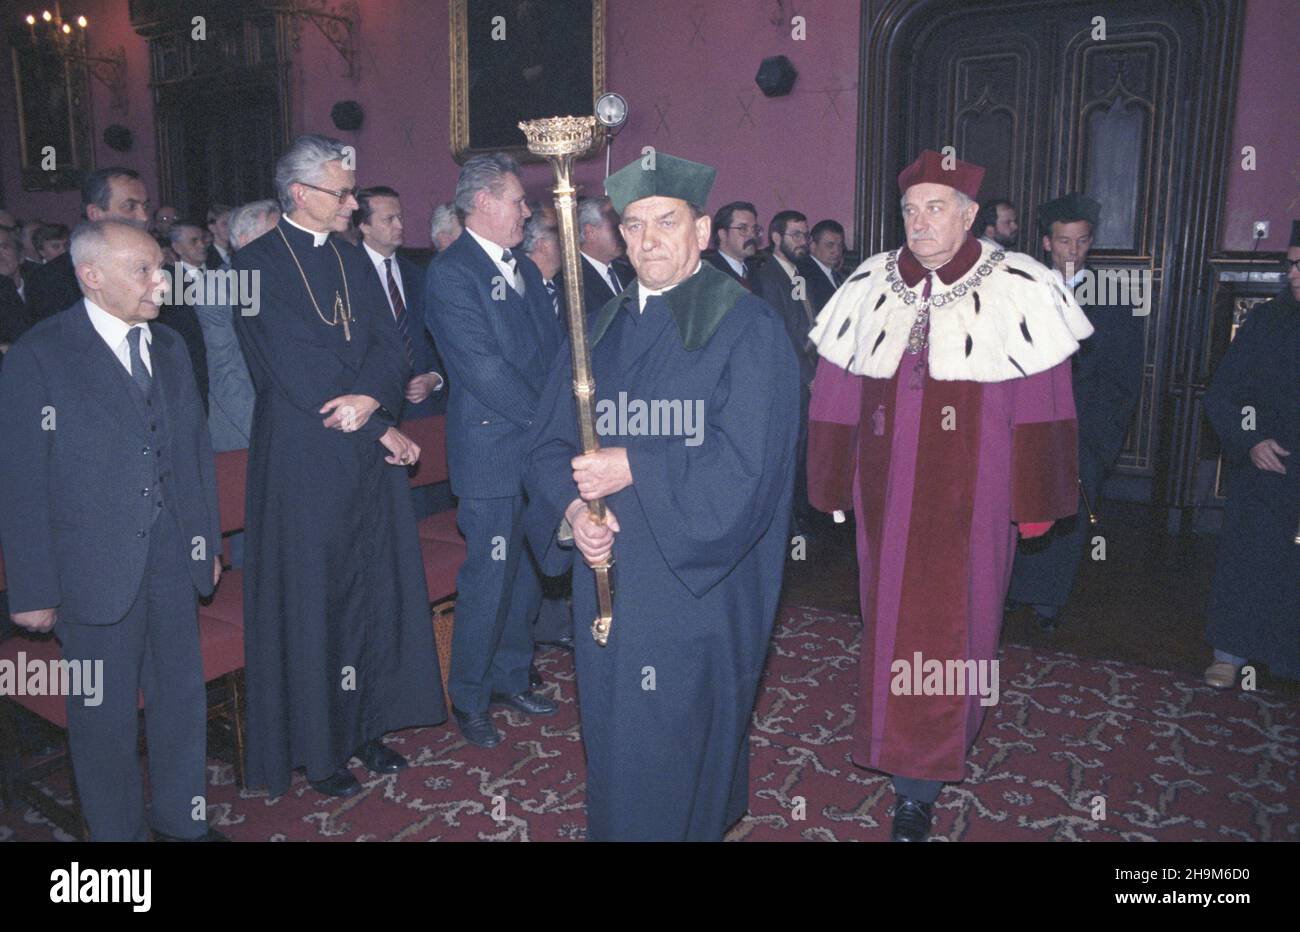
left=449, top=0, right=606, bottom=163
left=11, top=44, right=95, bottom=192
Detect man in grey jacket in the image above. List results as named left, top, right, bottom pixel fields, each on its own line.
left=195, top=199, right=278, bottom=452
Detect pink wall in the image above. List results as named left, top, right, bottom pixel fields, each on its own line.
left=1220, top=0, right=1300, bottom=251
left=2, top=0, right=1294, bottom=253
left=0, top=0, right=155, bottom=225
left=292, top=0, right=861, bottom=248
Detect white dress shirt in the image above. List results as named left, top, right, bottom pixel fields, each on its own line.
left=718, top=251, right=748, bottom=280
left=638, top=262, right=701, bottom=313
left=85, top=298, right=151, bottom=375
left=363, top=241, right=406, bottom=312
left=582, top=252, right=621, bottom=294
left=467, top=226, right=525, bottom=295
left=283, top=214, right=330, bottom=247
left=810, top=255, right=838, bottom=290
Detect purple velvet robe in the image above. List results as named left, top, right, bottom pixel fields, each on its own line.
left=808, top=242, right=1080, bottom=782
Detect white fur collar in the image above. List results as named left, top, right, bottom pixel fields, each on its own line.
left=809, top=242, right=1094, bottom=382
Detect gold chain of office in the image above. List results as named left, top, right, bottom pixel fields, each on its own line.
left=276, top=226, right=354, bottom=341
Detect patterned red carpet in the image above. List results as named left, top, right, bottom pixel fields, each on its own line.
left=2, top=605, right=1297, bottom=842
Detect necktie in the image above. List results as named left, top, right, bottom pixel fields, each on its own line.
left=126, top=326, right=151, bottom=395
left=545, top=279, right=560, bottom=316
left=606, top=266, right=621, bottom=295
left=501, top=249, right=523, bottom=295
left=738, top=264, right=752, bottom=292
left=385, top=258, right=415, bottom=369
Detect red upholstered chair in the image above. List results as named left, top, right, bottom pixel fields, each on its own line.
left=204, top=449, right=249, bottom=627
left=399, top=415, right=462, bottom=702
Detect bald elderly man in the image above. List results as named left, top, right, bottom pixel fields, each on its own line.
left=0, top=220, right=223, bottom=841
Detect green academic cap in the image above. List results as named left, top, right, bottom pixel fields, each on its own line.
left=604, top=152, right=717, bottom=215
left=1037, top=192, right=1101, bottom=231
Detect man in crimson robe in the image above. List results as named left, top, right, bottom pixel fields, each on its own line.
left=806, top=151, right=1093, bottom=841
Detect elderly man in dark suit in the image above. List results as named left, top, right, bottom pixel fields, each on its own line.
left=0, top=220, right=223, bottom=841
left=354, top=186, right=445, bottom=420
left=424, top=153, right=563, bottom=746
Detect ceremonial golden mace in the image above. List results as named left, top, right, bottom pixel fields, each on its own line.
left=519, top=115, right=616, bottom=645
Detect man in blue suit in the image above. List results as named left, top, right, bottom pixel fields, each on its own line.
left=355, top=186, right=446, bottom=420
left=0, top=221, right=223, bottom=841
left=424, top=153, right=562, bottom=746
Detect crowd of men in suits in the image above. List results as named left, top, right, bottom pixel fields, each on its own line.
left=13, top=138, right=1277, bottom=844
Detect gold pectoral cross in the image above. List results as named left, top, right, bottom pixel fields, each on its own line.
left=334, top=291, right=351, bottom=341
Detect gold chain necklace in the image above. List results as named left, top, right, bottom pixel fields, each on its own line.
left=276, top=225, right=353, bottom=341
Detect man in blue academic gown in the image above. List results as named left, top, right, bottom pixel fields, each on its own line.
left=524, top=153, right=801, bottom=841
left=1007, top=194, right=1145, bottom=631
left=1201, top=220, right=1299, bottom=687
left=232, top=135, right=445, bottom=799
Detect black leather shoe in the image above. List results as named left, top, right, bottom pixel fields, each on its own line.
left=355, top=738, right=408, bottom=774
left=453, top=706, right=502, bottom=747
left=308, top=768, right=362, bottom=798
left=154, top=827, right=230, bottom=842
left=529, top=663, right=544, bottom=691
left=890, top=797, right=934, bottom=842
left=490, top=690, right=557, bottom=716
left=1033, top=609, right=1060, bottom=633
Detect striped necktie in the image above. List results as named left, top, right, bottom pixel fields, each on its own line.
left=545, top=279, right=560, bottom=316
left=385, top=257, right=415, bottom=369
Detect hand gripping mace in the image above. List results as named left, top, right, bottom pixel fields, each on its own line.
left=519, top=116, right=616, bottom=645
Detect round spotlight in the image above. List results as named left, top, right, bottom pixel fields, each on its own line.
left=594, top=92, right=628, bottom=131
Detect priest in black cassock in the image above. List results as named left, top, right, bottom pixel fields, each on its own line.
left=1201, top=220, right=1300, bottom=687
left=1007, top=194, right=1145, bottom=631
left=524, top=153, right=801, bottom=841
left=232, top=135, right=445, bottom=799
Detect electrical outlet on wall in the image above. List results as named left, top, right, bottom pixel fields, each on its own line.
left=1253, top=220, right=1270, bottom=240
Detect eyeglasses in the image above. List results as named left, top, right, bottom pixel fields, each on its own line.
left=781, top=230, right=809, bottom=242
left=297, top=181, right=359, bottom=203
left=1284, top=258, right=1300, bottom=273
left=726, top=223, right=763, bottom=237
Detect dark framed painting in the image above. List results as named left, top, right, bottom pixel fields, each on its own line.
left=11, top=44, right=95, bottom=191
left=449, top=0, right=606, bottom=162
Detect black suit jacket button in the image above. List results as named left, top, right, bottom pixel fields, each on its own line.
left=141, top=487, right=150, bottom=495
left=142, top=446, right=151, bottom=454
left=136, top=530, right=146, bottom=538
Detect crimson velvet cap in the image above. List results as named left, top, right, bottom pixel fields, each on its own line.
left=898, top=149, right=985, bottom=200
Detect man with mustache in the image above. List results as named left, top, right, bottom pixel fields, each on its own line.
left=754, top=209, right=821, bottom=541
left=806, top=150, right=1092, bottom=841
left=704, top=201, right=760, bottom=290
